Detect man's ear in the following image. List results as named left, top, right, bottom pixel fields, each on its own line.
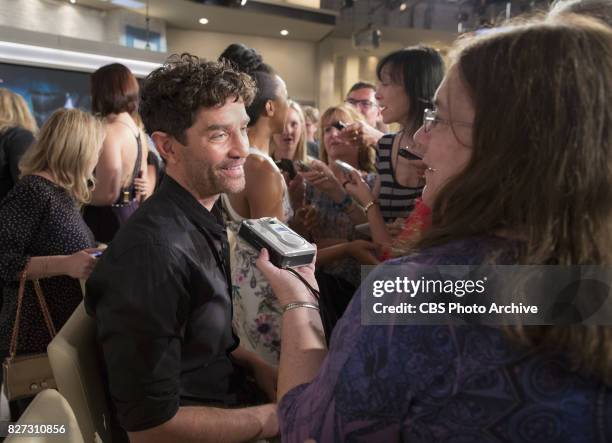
left=264, top=99, right=275, bottom=118
left=151, top=131, right=180, bottom=165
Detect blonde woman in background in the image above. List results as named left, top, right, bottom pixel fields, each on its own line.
left=0, top=108, right=104, bottom=418
left=0, top=88, right=37, bottom=201
left=271, top=100, right=312, bottom=218
left=303, top=105, right=320, bottom=158
left=271, top=99, right=309, bottom=164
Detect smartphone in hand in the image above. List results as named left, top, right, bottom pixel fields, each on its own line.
left=335, top=159, right=357, bottom=175
left=398, top=147, right=423, bottom=161
left=275, top=159, right=297, bottom=179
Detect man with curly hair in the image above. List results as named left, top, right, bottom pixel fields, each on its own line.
left=86, top=54, right=279, bottom=442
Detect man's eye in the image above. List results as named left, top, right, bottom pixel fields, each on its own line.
left=211, top=132, right=228, bottom=140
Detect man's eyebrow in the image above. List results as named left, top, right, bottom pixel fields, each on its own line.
left=205, top=124, right=230, bottom=132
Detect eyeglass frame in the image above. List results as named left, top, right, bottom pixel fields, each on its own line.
left=345, top=98, right=378, bottom=109
left=423, top=107, right=472, bottom=133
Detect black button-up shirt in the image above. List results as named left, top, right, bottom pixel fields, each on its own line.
left=85, top=176, right=240, bottom=432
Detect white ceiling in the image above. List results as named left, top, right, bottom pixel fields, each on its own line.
left=76, top=0, right=337, bottom=41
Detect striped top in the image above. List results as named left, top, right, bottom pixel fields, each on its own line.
left=376, top=133, right=423, bottom=222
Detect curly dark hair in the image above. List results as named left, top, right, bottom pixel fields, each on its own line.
left=219, top=44, right=280, bottom=127
left=140, top=53, right=256, bottom=144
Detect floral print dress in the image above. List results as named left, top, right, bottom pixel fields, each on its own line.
left=221, top=148, right=293, bottom=366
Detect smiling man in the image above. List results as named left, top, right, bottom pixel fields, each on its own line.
left=85, top=55, right=278, bottom=442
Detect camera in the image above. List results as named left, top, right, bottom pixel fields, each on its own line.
left=238, top=217, right=316, bottom=268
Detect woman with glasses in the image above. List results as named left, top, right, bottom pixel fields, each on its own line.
left=257, top=16, right=612, bottom=441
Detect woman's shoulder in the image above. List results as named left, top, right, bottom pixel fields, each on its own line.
left=377, top=133, right=397, bottom=145
left=245, top=152, right=283, bottom=180
left=0, top=175, right=54, bottom=209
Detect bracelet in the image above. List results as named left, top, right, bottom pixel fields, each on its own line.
left=282, top=301, right=320, bottom=314
left=361, top=200, right=379, bottom=214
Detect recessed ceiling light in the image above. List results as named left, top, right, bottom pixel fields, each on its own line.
left=69, top=0, right=76, bottom=3
left=240, top=0, right=248, bottom=6
left=110, top=0, right=145, bottom=8
left=199, top=18, right=209, bottom=25
left=280, top=29, right=289, bottom=36
left=399, top=2, right=407, bottom=11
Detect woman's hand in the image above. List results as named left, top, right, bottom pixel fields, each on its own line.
left=342, top=121, right=383, bottom=148
left=345, top=240, right=381, bottom=265
left=343, top=168, right=375, bottom=207
left=299, top=159, right=344, bottom=201
left=63, top=249, right=100, bottom=279
left=256, top=248, right=319, bottom=306
left=294, top=204, right=319, bottom=232
left=387, top=218, right=406, bottom=237
left=133, top=173, right=151, bottom=200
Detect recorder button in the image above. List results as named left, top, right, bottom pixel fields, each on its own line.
left=280, top=233, right=305, bottom=247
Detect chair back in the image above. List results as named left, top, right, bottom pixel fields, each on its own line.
left=47, top=302, right=113, bottom=443
left=5, top=389, right=84, bottom=443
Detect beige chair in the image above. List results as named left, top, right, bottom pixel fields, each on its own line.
left=5, top=389, right=84, bottom=443
left=47, top=302, right=113, bottom=443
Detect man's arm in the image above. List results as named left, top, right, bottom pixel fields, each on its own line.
left=128, top=404, right=278, bottom=443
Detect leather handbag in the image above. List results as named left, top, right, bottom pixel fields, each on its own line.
left=2, top=268, right=57, bottom=401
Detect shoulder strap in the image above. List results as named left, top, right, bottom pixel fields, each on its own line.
left=129, top=133, right=143, bottom=185
left=8, top=264, right=57, bottom=358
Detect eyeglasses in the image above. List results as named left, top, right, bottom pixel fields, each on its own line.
left=345, top=98, right=377, bottom=109
left=423, top=108, right=472, bottom=133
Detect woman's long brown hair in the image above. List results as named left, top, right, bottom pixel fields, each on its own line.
left=416, top=17, right=612, bottom=383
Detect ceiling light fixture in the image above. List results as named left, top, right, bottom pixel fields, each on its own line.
left=399, top=2, right=407, bottom=11
left=110, top=0, right=145, bottom=8
left=240, top=0, right=248, bottom=5
left=199, top=17, right=209, bottom=24
left=69, top=0, right=76, bottom=3
left=280, top=29, right=289, bottom=36
left=0, top=41, right=161, bottom=77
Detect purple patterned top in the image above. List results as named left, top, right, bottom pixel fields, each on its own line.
left=279, top=236, right=612, bottom=442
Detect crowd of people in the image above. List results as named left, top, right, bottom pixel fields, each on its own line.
left=0, top=0, right=611, bottom=440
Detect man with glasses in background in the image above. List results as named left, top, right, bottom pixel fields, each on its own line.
left=344, top=81, right=385, bottom=148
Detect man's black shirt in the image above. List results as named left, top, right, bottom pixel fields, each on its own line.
left=85, top=176, right=240, bottom=432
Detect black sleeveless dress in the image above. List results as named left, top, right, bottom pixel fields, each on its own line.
left=83, top=133, right=142, bottom=243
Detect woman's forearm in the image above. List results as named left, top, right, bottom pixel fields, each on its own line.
left=25, top=256, right=70, bottom=279
left=277, top=308, right=327, bottom=400
left=315, top=242, right=349, bottom=266
left=367, top=205, right=392, bottom=245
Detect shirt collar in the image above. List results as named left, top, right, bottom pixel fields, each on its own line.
left=158, top=175, right=226, bottom=236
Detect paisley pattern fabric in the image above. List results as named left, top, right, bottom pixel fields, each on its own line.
left=279, top=236, right=612, bottom=442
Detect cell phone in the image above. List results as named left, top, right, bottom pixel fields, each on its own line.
left=295, top=160, right=311, bottom=172
left=335, top=159, right=357, bottom=175
left=398, top=147, right=423, bottom=161
left=275, top=159, right=297, bottom=180
left=331, top=120, right=347, bottom=131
